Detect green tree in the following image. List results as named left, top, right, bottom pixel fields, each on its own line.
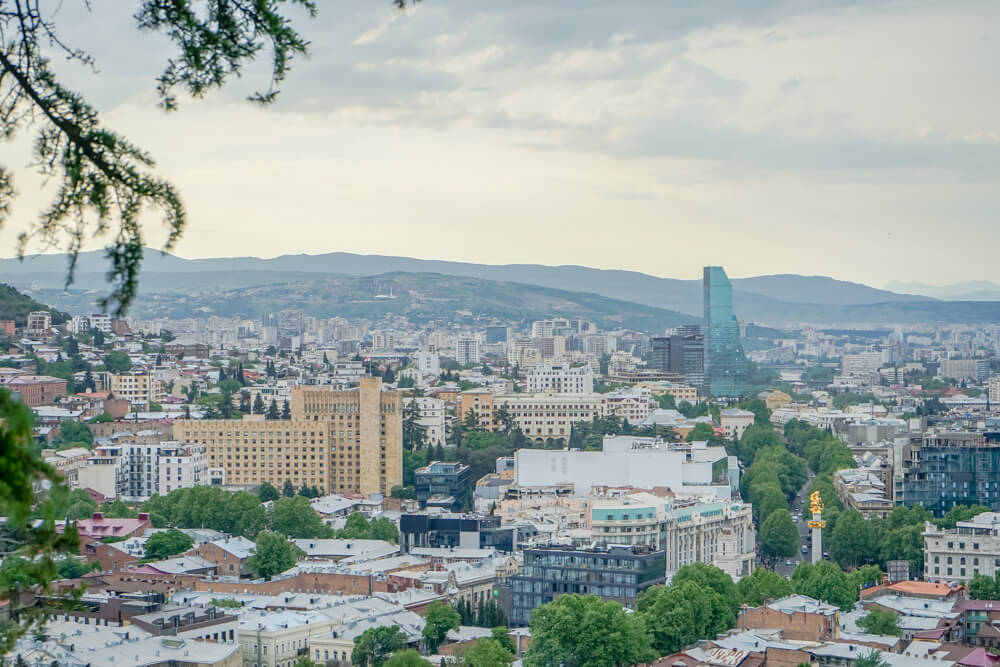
left=370, top=517, right=399, bottom=543
left=756, top=484, right=790, bottom=525
left=685, top=422, right=716, bottom=443
left=269, top=496, right=333, bottom=539
left=52, top=421, right=93, bottom=448
left=282, top=399, right=291, bottom=419
left=738, top=425, right=782, bottom=465
left=252, top=393, right=266, bottom=414
left=464, top=637, right=514, bottom=667
left=525, top=594, right=654, bottom=667
left=855, top=649, right=891, bottom=667
left=336, top=512, right=373, bottom=539
left=144, top=528, right=194, bottom=560
left=857, top=608, right=900, bottom=636
left=247, top=530, right=303, bottom=580
left=671, top=562, right=739, bottom=618
left=351, top=625, right=407, bottom=667
left=402, top=399, right=426, bottom=451
left=281, top=479, right=296, bottom=497
left=100, top=499, right=137, bottom=518
left=970, top=574, right=1000, bottom=600
left=656, top=393, right=677, bottom=410
left=736, top=567, right=795, bottom=607
left=258, top=482, right=280, bottom=502
left=103, top=350, right=133, bottom=373
left=638, top=580, right=729, bottom=656
left=760, top=509, right=799, bottom=561
left=791, top=561, right=857, bottom=610
left=294, top=658, right=318, bottom=667
left=267, top=399, right=281, bottom=420
left=382, top=650, right=432, bottom=667
left=49, top=487, right=98, bottom=521
left=940, top=504, right=991, bottom=529
left=829, top=509, right=878, bottom=568
left=422, top=600, right=461, bottom=654
left=0, top=389, right=80, bottom=652
left=490, top=627, right=516, bottom=656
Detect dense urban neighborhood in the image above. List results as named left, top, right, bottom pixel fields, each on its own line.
left=3, top=264, right=1000, bottom=667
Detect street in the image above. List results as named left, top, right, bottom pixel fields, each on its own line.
left=773, top=474, right=816, bottom=578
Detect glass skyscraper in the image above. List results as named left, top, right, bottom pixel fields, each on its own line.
left=703, top=266, right=749, bottom=397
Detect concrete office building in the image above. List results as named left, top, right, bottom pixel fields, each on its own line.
left=174, top=377, right=402, bottom=496
left=512, top=435, right=738, bottom=499
left=524, top=363, right=594, bottom=394
left=925, top=513, right=1000, bottom=583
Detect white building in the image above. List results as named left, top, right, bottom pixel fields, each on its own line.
left=720, top=408, right=756, bottom=441
left=413, top=351, right=441, bottom=377
left=26, top=310, right=52, bottom=337
left=924, top=512, right=1000, bottom=583
left=455, top=337, right=480, bottom=365
left=602, top=388, right=654, bottom=423
left=590, top=491, right=756, bottom=579
left=513, top=435, right=738, bottom=500
left=404, top=396, right=447, bottom=447
left=841, top=352, right=882, bottom=377
left=108, top=370, right=164, bottom=407
left=82, top=441, right=208, bottom=502
left=525, top=363, right=594, bottom=394
left=372, top=331, right=395, bottom=351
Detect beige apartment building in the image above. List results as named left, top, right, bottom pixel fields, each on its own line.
left=107, top=370, right=164, bottom=407
left=174, top=377, right=402, bottom=495
left=459, top=390, right=604, bottom=444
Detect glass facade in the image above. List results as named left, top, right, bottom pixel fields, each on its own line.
left=509, top=545, right=665, bottom=626
left=903, top=435, right=1000, bottom=516
left=703, top=266, right=749, bottom=397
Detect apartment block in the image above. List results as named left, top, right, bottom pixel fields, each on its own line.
left=174, top=378, right=402, bottom=496
left=84, top=440, right=208, bottom=502
left=525, top=363, right=594, bottom=394
left=459, top=391, right=605, bottom=444
left=108, top=370, right=164, bottom=407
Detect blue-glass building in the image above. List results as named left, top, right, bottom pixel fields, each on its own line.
left=703, top=266, right=749, bottom=397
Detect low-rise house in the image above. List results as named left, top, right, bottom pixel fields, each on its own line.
left=196, top=536, right=256, bottom=578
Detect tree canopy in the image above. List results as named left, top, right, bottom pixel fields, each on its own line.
left=144, top=528, right=194, bottom=561
left=524, top=594, right=655, bottom=667
left=247, top=530, right=303, bottom=580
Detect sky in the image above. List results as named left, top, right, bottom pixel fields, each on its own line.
left=2, top=0, right=998, bottom=288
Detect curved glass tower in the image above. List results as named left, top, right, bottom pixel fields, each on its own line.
left=703, top=266, right=749, bottom=397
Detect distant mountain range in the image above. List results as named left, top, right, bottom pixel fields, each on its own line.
left=886, top=280, right=1000, bottom=301
left=4, top=249, right=1000, bottom=326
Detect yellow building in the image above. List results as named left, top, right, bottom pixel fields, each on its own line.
left=459, top=390, right=604, bottom=445
left=764, top=390, right=793, bottom=411
left=174, top=377, right=401, bottom=495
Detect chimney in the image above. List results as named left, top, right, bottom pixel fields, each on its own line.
left=92, top=512, right=104, bottom=520
left=138, top=513, right=149, bottom=521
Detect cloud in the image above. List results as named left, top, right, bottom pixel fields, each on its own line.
left=353, top=12, right=401, bottom=45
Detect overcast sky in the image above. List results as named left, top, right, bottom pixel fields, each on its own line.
left=2, top=0, right=997, bottom=287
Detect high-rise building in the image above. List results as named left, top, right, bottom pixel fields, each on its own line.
left=703, top=267, right=748, bottom=397
left=455, top=337, right=480, bottom=365
left=174, top=378, right=402, bottom=496
left=903, top=431, right=1000, bottom=516
left=485, top=326, right=510, bottom=345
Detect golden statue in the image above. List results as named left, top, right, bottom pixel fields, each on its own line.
left=809, top=490, right=824, bottom=515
